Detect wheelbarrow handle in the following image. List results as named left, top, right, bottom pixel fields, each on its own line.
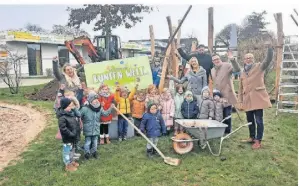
left=223, top=122, right=252, bottom=140
left=221, top=115, right=232, bottom=123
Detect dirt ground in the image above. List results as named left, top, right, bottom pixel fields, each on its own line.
left=0, top=102, right=47, bottom=171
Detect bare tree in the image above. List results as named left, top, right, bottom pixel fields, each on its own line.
left=0, top=45, right=26, bottom=94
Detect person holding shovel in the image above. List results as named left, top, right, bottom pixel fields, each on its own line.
left=239, top=45, right=274, bottom=149
left=209, top=51, right=241, bottom=134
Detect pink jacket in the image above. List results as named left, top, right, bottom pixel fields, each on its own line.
left=160, top=97, right=175, bottom=127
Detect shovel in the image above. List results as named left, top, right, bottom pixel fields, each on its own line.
left=112, top=105, right=181, bottom=166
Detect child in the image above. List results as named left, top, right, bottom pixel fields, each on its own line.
left=181, top=91, right=199, bottom=119
left=145, top=84, right=161, bottom=110
left=131, top=89, right=146, bottom=136
left=172, top=84, right=185, bottom=136
left=160, top=88, right=175, bottom=135
left=213, top=89, right=228, bottom=122
left=140, top=103, right=166, bottom=158
left=80, top=92, right=114, bottom=160
left=98, top=84, right=114, bottom=145
left=197, top=86, right=215, bottom=119
left=58, top=97, right=81, bottom=172
left=115, top=84, right=137, bottom=141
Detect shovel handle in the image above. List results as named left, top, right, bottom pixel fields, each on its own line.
left=112, top=105, right=167, bottom=159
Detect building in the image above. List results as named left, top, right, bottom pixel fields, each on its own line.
left=0, top=31, right=89, bottom=76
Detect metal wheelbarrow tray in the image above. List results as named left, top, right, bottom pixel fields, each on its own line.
left=172, top=116, right=252, bottom=156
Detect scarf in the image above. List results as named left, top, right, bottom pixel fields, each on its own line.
left=99, top=92, right=111, bottom=98
left=244, top=64, right=253, bottom=74
left=64, top=72, right=81, bottom=88
left=88, top=104, right=101, bottom=112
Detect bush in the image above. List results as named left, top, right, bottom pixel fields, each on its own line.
left=45, top=68, right=53, bottom=78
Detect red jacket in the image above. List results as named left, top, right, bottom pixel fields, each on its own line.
left=98, top=94, right=114, bottom=123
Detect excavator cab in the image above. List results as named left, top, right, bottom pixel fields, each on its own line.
left=93, top=35, right=122, bottom=61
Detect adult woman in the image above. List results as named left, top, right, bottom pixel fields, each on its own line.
left=168, top=57, right=207, bottom=97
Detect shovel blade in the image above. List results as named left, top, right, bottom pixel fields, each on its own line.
left=164, top=157, right=181, bottom=166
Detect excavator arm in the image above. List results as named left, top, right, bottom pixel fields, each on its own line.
left=65, top=36, right=100, bottom=65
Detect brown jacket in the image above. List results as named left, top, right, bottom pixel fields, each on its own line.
left=210, top=59, right=240, bottom=106
left=238, top=48, right=273, bottom=111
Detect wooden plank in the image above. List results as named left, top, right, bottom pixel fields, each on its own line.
left=274, top=13, right=284, bottom=102
left=158, top=46, right=172, bottom=93
left=208, top=7, right=214, bottom=54
left=167, top=16, right=179, bottom=78
left=149, top=25, right=155, bottom=59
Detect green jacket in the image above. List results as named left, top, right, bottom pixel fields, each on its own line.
left=80, top=105, right=112, bottom=136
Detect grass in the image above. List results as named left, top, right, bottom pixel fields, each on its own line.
left=0, top=76, right=298, bottom=186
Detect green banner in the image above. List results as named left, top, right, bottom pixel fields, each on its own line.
left=84, top=56, right=153, bottom=91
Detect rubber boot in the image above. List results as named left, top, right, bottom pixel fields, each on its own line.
left=152, top=148, right=157, bottom=156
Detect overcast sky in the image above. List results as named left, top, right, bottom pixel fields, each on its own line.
left=0, top=4, right=297, bottom=45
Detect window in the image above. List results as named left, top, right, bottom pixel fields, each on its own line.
left=58, top=45, right=69, bottom=65
left=27, top=44, right=42, bottom=76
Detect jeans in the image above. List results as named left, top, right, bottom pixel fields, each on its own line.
left=118, top=116, right=128, bottom=138
left=62, top=143, right=73, bottom=165
left=84, top=136, right=98, bottom=154
left=146, top=137, right=159, bottom=150
left=223, top=106, right=232, bottom=133
left=246, top=109, right=264, bottom=141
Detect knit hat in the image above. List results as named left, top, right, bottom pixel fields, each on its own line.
left=60, top=98, right=72, bottom=109
left=87, top=92, right=98, bottom=103
left=213, top=89, right=222, bottom=98
left=184, top=90, right=193, bottom=98
left=201, top=86, right=210, bottom=95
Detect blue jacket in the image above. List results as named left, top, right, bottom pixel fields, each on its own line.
left=140, top=113, right=166, bottom=138
left=181, top=99, right=199, bottom=119
left=152, top=66, right=161, bottom=87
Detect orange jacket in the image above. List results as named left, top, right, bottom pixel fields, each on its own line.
left=132, top=100, right=146, bottom=119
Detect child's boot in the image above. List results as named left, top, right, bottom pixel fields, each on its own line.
left=65, top=163, right=77, bottom=172
left=92, top=151, right=98, bottom=159
left=84, top=153, right=90, bottom=160
left=152, top=148, right=157, bottom=155
left=99, top=135, right=105, bottom=145
left=146, top=148, right=153, bottom=158
left=71, top=161, right=80, bottom=167
left=105, top=136, right=111, bottom=144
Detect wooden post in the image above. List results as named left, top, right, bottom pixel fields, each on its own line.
left=176, top=19, right=182, bottom=47
left=208, top=7, right=214, bottom=54
left=158, top=46, right=172, bottom=92
left=149, top=25, right=155, bottom=60
left=274, top=13, right=284, bottom=102
left=167, top=16, right=179, bottom=78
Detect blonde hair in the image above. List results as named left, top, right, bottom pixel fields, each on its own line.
left=189, top=57, right=199, bottom=69
left=62, top=64, right=81, bottom=87
left=245, top=53, right=255, bottom=62
left=147, top=84, right=157, bottom=94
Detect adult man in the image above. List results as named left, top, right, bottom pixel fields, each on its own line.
left=239, top=46, right=273, bottom=149
left=178, top=44, right=213, bottom=83
left=210, top=52, right=241, bottom=134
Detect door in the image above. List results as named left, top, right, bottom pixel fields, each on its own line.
left=27, top=43, right=42, bottom=76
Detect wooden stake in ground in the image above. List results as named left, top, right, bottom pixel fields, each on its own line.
left=274, top=13, right=284, bottom=102
left=167, top=16, right=179, bottom=78
left=208, top=7, right=214, bottom=95
left=158, top=5, right=193, bottom=93
left=149, top=25, right=155, bottom=60
left=208, top=7, right=214, bottom=54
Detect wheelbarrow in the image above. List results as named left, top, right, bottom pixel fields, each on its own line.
left=171, top=116, right=252, bottom=156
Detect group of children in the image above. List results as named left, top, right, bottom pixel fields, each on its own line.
left=56, top=82, right=228, bottom=172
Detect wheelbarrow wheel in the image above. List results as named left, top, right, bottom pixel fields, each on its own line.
left=173, top=133, right=194, bottom=154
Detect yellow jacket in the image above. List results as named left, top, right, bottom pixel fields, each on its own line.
left=115, top=88, right=136, bottom=114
